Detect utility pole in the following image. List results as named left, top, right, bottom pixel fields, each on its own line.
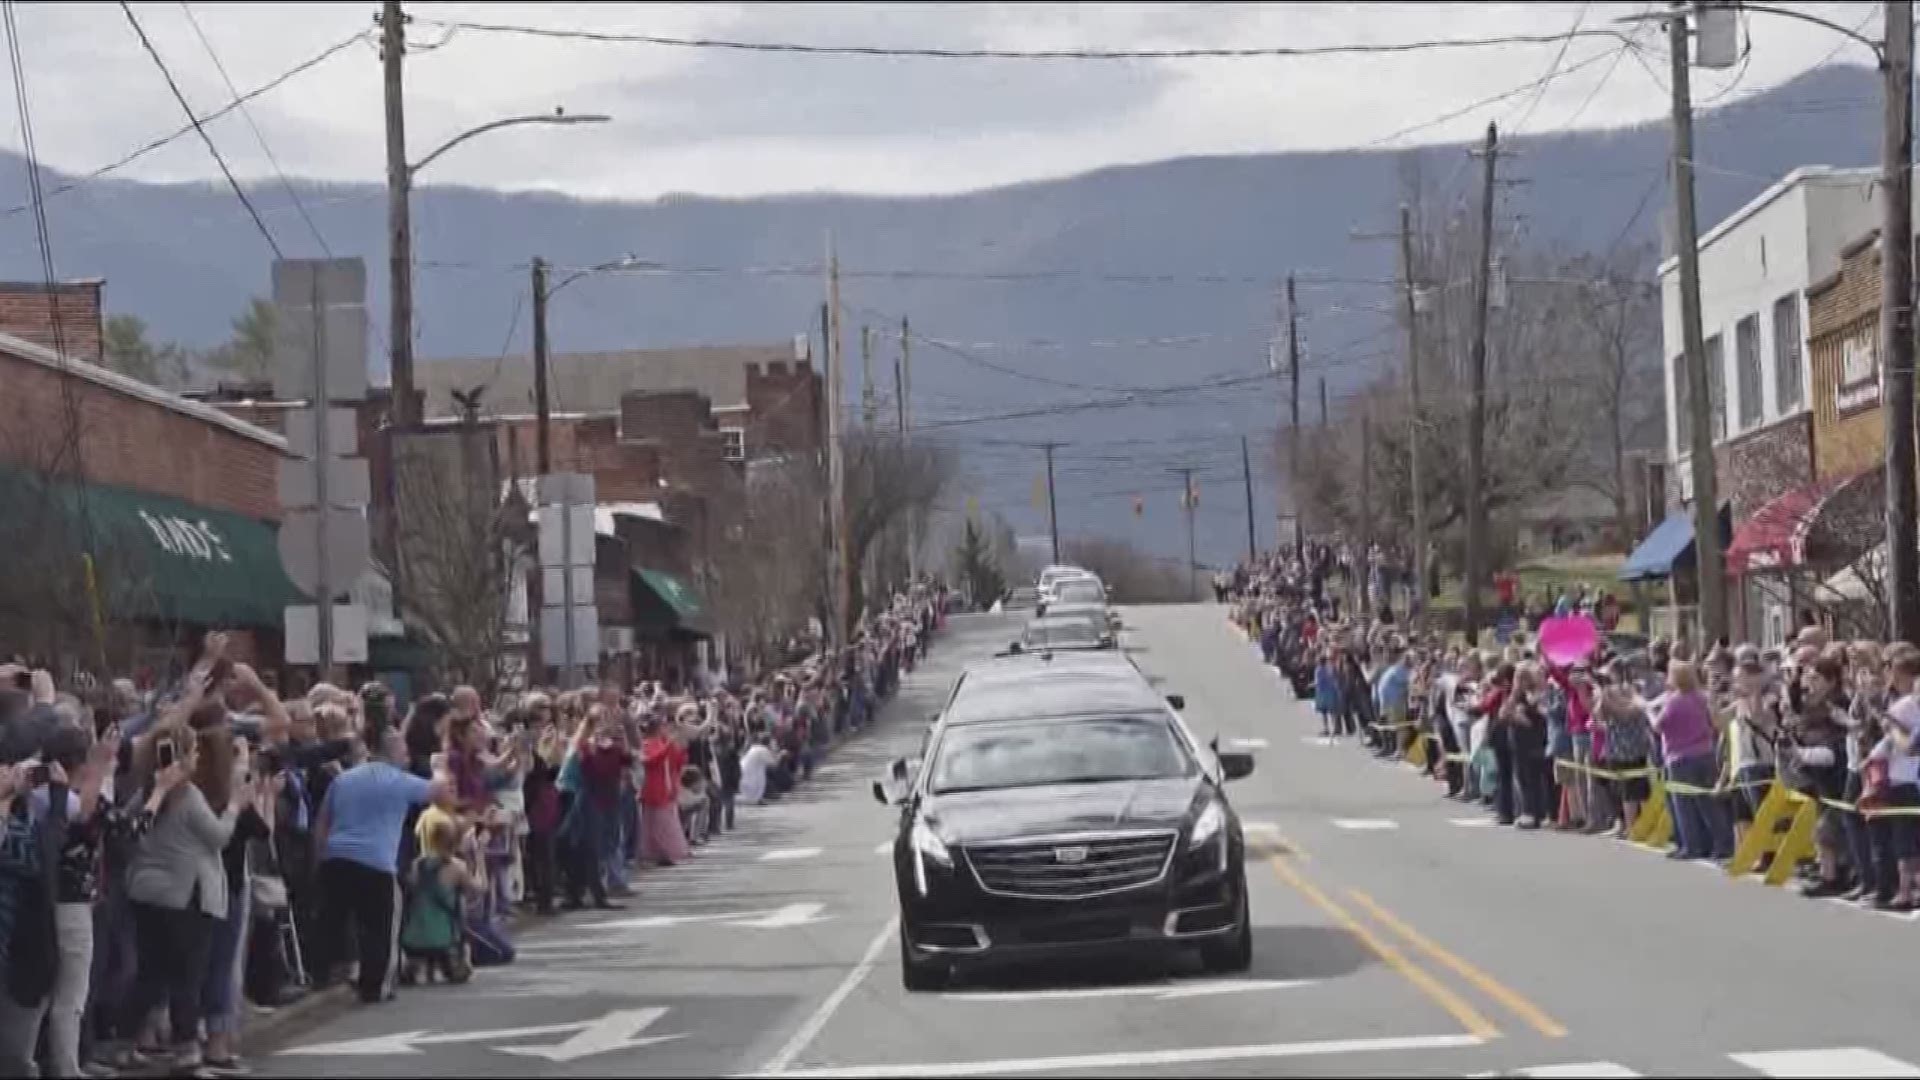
left=1668, top=4, right=1726, bottom=648
left=1361, top=405, right=1373, bottom=614
left=824, top=238, right=850, bottom=646
left=900, top=316, right=916, bottom=581
left=860, top=324, right=877, bottom=427
left=1463, top=121, right=1499, bottom=648
left=1173, top=466, right=1198, bottom=602
left=1043, top=442, right=1061, bottom=564
left=1400, top=204, right=1429, bottom=622
left=381, top=0, right=415, bottom=428
left=1285, top=275, right=1303, bottom=561
left=1319, top=378, right=1328, bottom=428
left=531, top=256, right=552, bottom=474
left=1883, top=0, right=1919, bottom=642
left=1240, top=434, right=1256, bottom=562
left=1352, top=207, right=1431, bottom=621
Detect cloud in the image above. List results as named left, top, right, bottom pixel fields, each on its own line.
left=0, top=1, right=1882, bottom=199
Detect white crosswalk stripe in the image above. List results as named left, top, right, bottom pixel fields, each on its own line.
left=1330, top=818, right=1399, bottom=831
left=1473, top=1065, right=1642, bottom=1079
left=1729, top=1048, right=1920, bottom=1077
left=1476, top=1049, right=1920, bottom=1079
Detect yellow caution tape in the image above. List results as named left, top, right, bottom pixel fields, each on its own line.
left=1785, top=789, right=1920, bottom=818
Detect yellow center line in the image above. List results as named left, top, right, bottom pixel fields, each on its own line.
left=1345, top=889, right=1568, bottom=1040
left=1262, top=853, right=1500, bottom=1040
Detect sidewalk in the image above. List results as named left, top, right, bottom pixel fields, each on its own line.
left=242, top=692, right=915, bottom=1053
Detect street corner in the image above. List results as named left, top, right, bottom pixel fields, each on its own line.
left=262, top=990, right=793, bottom=1078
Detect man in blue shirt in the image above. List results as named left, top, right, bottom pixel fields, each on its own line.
left=1373, top=650, right=1414, bottom=759
left=313, top=729, right=443, bottom=1003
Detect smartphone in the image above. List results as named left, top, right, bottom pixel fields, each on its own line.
left=157, top=742, right=177, bottom=770
left=27, top=764, right=48, bottom=786
left=11, top=671, right=27, bottom=691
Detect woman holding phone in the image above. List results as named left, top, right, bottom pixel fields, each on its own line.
left=117, top=718, right=244, bottom=1073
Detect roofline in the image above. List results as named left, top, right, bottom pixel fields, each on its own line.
left=0, top=330, right=289, bottom=452
left=1657, top=165, right=1878, bottom=278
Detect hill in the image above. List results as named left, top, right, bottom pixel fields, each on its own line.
left=0, top=63, right=1883, bottom=564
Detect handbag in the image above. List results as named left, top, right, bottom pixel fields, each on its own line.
left=1859, top=757, right=1891, bottom=813
left=251, top=872, right=289, bottom=912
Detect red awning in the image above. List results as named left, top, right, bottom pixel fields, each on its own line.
left=1726, top=468, right=1879, bottom=577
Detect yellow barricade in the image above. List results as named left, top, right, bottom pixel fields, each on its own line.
left=1629, top=776, right=1671, bottom=847
left=1404, top=730, right=1430, bottom=770
left=1765, top=791, right=1823, bottom=887
left=1726, top=780, right=1795, bottom=878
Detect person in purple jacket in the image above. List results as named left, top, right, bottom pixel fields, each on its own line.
left=1653, top=661, right=1734, bottom=861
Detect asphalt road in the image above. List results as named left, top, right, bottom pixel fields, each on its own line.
left=259, top=606, right=1920, bottom=1078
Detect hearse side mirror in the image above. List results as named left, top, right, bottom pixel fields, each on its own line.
left=1166, top=693, right=1186, bottom=710
left=874, top=756, right=915, bottom=806
left=1218, top=751, right=1257, bottom=781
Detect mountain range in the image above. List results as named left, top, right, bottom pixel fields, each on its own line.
left=0, top=63, right=1886, bottom=567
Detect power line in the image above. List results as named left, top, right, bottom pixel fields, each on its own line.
left=5, top=0, right=101, bottom=604
left=178, top=1, right=332, bottom=256
left=117, top=1, right=283, bottom=259
left=1508, top=1, right=1593, bottom=137
left=1, top=28, right=365, bottom=219
left=415, top=18, right=1631, bottom=62
left=1359, top=43, right=1624, bottom=150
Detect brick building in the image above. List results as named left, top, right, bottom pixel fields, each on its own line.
left=0, top=285, right=298, bottom=676
left=1808, top=230, right=1892, bottom=482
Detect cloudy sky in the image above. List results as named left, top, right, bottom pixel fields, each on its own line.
left=0, top=1, right=1884, bottom=200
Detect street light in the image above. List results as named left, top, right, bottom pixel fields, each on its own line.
left=409, top=110, right=612, bottom=179
left=388, top=107, right=610, bottom=430
left=531, top=254, right=662, bottom=473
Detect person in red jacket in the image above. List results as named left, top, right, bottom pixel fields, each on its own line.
left=638, top=714, right=690, bottom=867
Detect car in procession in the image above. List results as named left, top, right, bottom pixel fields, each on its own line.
left=876, top=649, right=1256, bottom=990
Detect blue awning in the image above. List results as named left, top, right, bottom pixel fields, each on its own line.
left=1619, top=505, right=1730, bottom=582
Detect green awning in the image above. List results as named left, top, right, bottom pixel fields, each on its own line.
left=0, top=467, right=301, bottom=629
left=632, top=568, right=712, bottom=637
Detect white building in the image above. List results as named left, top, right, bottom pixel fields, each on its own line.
left=1648, top=166, right=1879, bottom=645
left=1659, top=165, right=1878, bottom=491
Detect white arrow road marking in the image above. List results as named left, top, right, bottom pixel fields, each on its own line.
left=1331, top=818, right=1399, bottom=830
left=1226, top=737, right=1269, bottom=750
left=944, top=979, right=1311, bottom=1003
left=595, top=902, right=829, bottom=931
left=1449, top=817, right=1500, bottom=828
left=1300, top=736, right=1337, bottom=747
left=1242, top=820, right=1280, bottom=834
left=497, top=1007, right=685, bottom=1063
left=759, top=847, right=823, bottom=862
left=279, top=1020, right=595, bottom=1056
left=874, top=840, right=895, bottom=855
left=730, top=902, right=830, bottom=928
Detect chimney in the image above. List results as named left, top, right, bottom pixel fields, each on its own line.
left=0, top=280, right=104, bottom=363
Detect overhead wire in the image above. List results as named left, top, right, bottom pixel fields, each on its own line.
left=4, top=0, right=101, bottom=604
left=177, top=1, right=332, bottom=257
left=412, top=18, right=1634, bottom=62
left=0, top=27, right=366, bottom=219
left=1507, top=1, right=1593, bottom=138
left=117, top=0, right=283, bottom=259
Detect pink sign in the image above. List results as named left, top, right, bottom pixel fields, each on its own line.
left=1538, top=615, right=1599, bottom=667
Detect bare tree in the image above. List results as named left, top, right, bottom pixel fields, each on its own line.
left=710, top=453, right=832, bottom=668
left=1062, top=537, right=1189, bottom=604
left=843, top=430, right=955, bottom=620
left=1289, top=166, right=1652, bottom=583
left=383, top=429, right=524, bottom=690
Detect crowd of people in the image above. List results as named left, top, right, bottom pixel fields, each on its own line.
left=1228, top=548, right=1920, bottom=911
left=0, top=581, right=947, bottom=1077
